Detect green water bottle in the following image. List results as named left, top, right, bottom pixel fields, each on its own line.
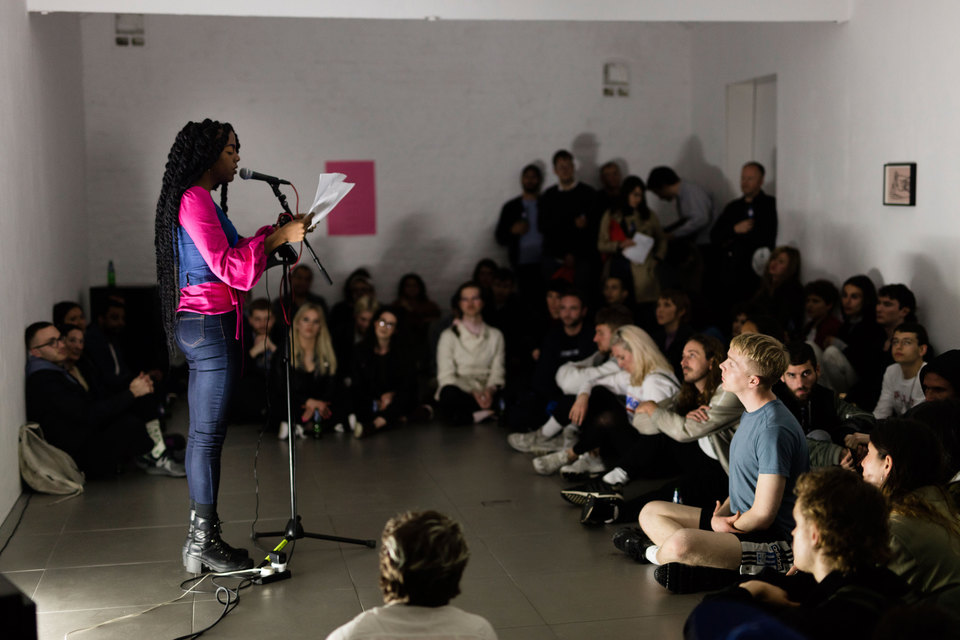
left=107, top=260, right=116, bottom=287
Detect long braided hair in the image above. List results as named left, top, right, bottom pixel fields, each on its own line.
left=154, top=119, right=238, bottom=355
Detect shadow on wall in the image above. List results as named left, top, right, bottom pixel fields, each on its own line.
left=572, top=132, right=599, bottom=189
left=373, top=210, right=461, bottom=299
left=675, top=135, right=736, bottom=211
left=908, top=251, right=957, bottom=348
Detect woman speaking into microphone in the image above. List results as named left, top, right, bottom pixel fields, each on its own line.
left=155, top=119, right=306, bottom=573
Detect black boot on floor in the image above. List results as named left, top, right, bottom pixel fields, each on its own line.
left=182, top=512, right=254, bottom=574
left=654, top=562, right=739, bottom=594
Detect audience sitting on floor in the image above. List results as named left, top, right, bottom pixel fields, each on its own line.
left=328, top=267, right=375, bottom=339
left=651, top=289, right=694, bottom=380
left=904, top=399, right=960, bottom=507
left=580, top=333, right=740, bottom=528
left=858, top=418, right=960, bottom=604
left=507, top=289, right=595, bottom=431
left=52, top=300, right=87, bottom=332
left=24, top=321, right=184, bottom=478
left=749, top=246, right=805, bottom=339
left=601, top=275, right=634, bottom=312
left=684, top=467, right=908, bottom=640
left=84, top=297, right=135, bottom=395
left=231, top=298, right=275, bottom=423
left=350, top=306, right=418, bottom=439
left=775, top=341, right=874, bottom=450
left=273, top=302, right=344, bottom=440
left=506, top=304, right=633, bottom=456
left=530, top=325, right=679, bottom=479
left=635, top=333, right=808, bottom=594
left=802, top=279, right=842, bottom=350
left=325, top=510, right=496, bottom=640
left=435, top=281, right=505, bottom=426
left=820, top=274, right=887, bottom=397
left=333, top=293, right=379, bottom=383
left=25, top=146, right=960, bottom=634
left=392, top=272, right=441, bottom=372
left=874, top=322, right=929, bottom=418
left=919, top=349, right=960, bottom=402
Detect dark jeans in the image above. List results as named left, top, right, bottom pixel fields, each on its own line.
left=438, top=385, right=493, bottom=425
left=74, top=413, right=153, bottom=479
left=617, top=445, right=729, bottom=523
left=176, top=311, right=240, bottom=507
left=572, top=387, right=639, bottom=462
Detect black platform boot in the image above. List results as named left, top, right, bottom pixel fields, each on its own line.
left=182, top=511, right=254, bottom=573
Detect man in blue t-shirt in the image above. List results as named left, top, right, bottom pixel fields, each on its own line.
left=635, top=333, right=808, bottom=593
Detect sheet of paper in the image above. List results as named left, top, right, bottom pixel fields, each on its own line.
left=304, top=173, right=355, bottom=231
left=621, top=232, right=655, bottom=264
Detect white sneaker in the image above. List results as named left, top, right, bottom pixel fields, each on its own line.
left=508, top=430, right=563, bottom=454
left=278, top=421, right=289, bottom=440
left=562, top=424, right=580, bottom=450
left=560, top=453, right=606, bottom=480
left=533, top=450, right=571, bottom=475
left=294, top=424, right=306, bottom=439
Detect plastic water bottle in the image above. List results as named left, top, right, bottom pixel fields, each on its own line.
left=672, top=487, right=683, bottom=504
left=107, top=260, right=116, bottom=287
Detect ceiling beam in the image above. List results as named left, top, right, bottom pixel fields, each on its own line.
left=27, top=0, right=852, bottom=23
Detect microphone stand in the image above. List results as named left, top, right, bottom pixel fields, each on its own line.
left=252, top=180, right=375, bottom=583
left=269, top=182, right=333, bottom=285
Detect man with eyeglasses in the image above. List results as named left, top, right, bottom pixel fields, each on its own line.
left=873, top=322, right=929, bottom=419
left=25, top=322, right=185, bottom=478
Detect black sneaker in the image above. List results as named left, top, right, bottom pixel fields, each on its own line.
left=653, top=563, right=740, bottom=594
left=580, top=494, right=623, bottom=526
left=560, top=479, right=622, bottom=506
left=136, top=452, right=187, bottom=478
left=612, top=527, right=654, bottom=562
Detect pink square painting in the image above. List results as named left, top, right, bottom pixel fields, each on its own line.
left=325, top=161, right=376, bottom=236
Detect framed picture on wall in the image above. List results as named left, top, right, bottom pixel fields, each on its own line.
left=883, top=162, right=916, bottom=206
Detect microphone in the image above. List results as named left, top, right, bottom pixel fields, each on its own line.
left=239, top=168, right=290, bottom=185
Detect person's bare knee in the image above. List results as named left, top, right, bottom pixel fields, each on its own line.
left=658, top=529, right=697, bottom=563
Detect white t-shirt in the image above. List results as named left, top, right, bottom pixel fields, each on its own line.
left=325, top=603, right=497, bottom=640
left=873, top=362, right=926, bottom=419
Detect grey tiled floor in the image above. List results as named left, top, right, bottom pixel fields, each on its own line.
left=1, top=407, right=700, bottom=639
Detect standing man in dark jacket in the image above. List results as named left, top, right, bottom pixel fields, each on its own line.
left=495, top=163, right=544, bottom=301
left=538, top=150, right=600, bottom=304
left=711, top=161, right=778, bottom=311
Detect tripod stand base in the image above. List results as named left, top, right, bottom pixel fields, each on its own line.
left=252, top=516, right=377, bottom=549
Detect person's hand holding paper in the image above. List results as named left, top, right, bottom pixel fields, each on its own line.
left=303, top=173, right=355, bottom=232
left=621, top=232, right=655, bottom=264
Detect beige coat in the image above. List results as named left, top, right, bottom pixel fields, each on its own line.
left=435, top=324, right=505, bottom=399
left=597, top=209, right=667, bottom=303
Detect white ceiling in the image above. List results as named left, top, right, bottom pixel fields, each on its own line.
left=28, top=0, right=852, bottom=22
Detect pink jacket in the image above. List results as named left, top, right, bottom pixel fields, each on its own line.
left=177, top=186, right=272, bottom=317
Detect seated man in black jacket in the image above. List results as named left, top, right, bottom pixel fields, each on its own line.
left=24, top=322, right=184, bottom=478
left=775, top=341, right=873, bottom=467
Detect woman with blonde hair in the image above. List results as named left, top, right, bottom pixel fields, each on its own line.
left=273, top=302, right=343, bottom=439
left=532, top=325, right=679, bottom=477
